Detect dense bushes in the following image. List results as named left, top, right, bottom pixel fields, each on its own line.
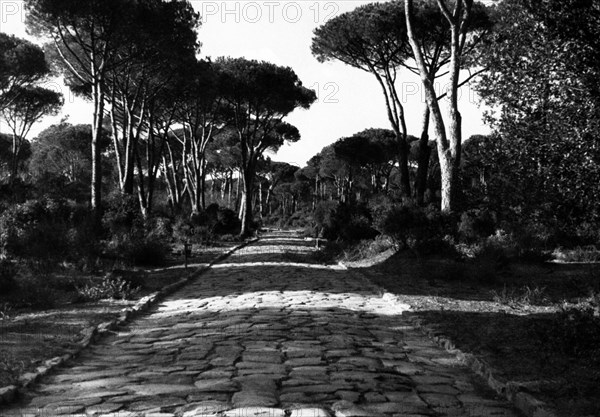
left=310, top=195, right=573, bottom=264
left=173, top=204, right=241, bottom=244
left=0, top=198, right=97, bottom=264
left=318, top=202, right=378, bottom=241
left=102, top=195, right=170, bottom=267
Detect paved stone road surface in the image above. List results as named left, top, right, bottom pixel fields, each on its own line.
left=1, top=231, right=520, bottom=417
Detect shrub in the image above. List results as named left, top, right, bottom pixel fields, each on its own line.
left=0, top=198, right=79, bottom=264
left=146, top=216, right=173, bottom=241
left=374, top=201, right=454, bottom=253
left=284, top=209, right=312, bottom=230
left=76, top=276, right=140, bottom=302
left=215, top=208, right=241, bottom=235
left=342, top=235, right=395, bottom=262
left=13, top=273, right=58, bottom=309
left=0, top=302, right=12, bottom=320
left=553, top=245, right=600, bottom=263
left=313, top=201, right=338, bottom=235
left=102, top=194, right=144, bottom=238
left=0, top=259, right=17, bottom=293
left=541, top=306, right=600, bottom=361
left=491, top=285, right=549, bottom=307
left=323, top=202, right=378, bottom=242
left=125, top=239, right=168, bottom=266
left=458, top=209, right=497, bottom=242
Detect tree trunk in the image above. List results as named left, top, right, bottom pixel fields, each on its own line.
left=258, top=181, right=263, bottom=219
left=405, top=0, right=468, bottom=212
left=201, top=159, right=207, bottom=210
left=240, top=167, right=254, bottom=237
left=265, top=185, right=273, bottom=217
left=227, top=171, right=233, bottom=208
left=397, top=134, right=411, bottom=196
left=91, top=80, right=104, bottom=224
left=415, top=105, right=432, bottom=205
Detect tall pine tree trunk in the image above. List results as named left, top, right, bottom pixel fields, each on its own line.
left=415, top=105, right=431, bottom=205
left=91, top=79, right=104, bottom=225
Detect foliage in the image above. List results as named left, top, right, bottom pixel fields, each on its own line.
left=29, top=123, right=111, bottom=201
left=0, top=198, right=95, bottom=264
left=76, top=276, right=140, bottom=302
left=0, top=32, right=49, bottom=111
left=102, top=195, right=170, bottom=266
left=322, top=202, right=379, bottom=242
left=457, top=209, right=497, bottom=242
left=537, top=305, right=600, bottom=372
left=172, top=204, right=241, bottom=244
left=491, top=285, right=549, bottom=307
left=475, top=0, right=600, bottom=228
left=341, top=235, right=396, bottom=262
left=0, top=260, right=17, bottom=294
left=373, top=200, right=453, bottom=251
left=553, top=246, right=600, bottom=263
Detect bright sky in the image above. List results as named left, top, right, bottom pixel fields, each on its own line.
left=0, top=0, right=491, bottom=167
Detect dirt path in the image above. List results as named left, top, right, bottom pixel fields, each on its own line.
left=0, top=231, right=519, bottom=417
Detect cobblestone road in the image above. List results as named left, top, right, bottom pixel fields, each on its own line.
left=1, top=231, right=520, bottom=417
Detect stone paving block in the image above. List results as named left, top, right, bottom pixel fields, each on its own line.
left=243, top=353, right=283, bottom=363
left=362, top=402, right=431, bottom=415
left=363, top=392, right=387, bottom=402
left=223, top=407, right=286, bottom=417
left=232, top=391, right=278, bottom=407
left=412, top=375, right=454, bottom=385
left=194, top=378, right=239, bottom=392
left=187, top=392, right=232, bottom=402
left=393, top=362, right=424, bottom=376
left=281, top=384, right=352, bottom=394
left=384, top=391, right=427, bottom=405
left=420, top=393, right=461, bottom=408
left=179, top=400, right=233, bottom=416
left=129, top=396, right=188, bottom=411
left=461, top=405, right=518, bottom=416
left=289, top=408, right=331, bottom=417
left=85, top=402, right=124, bottom=414
left=416, top=384, right=460, bottom=395
left=285, top=357, right=324, bottom=367
left=128, top=383, right=198, bottom=396
left=335, top=390, right=360, bottom=402
left=331, top=401, right=383, bottom=417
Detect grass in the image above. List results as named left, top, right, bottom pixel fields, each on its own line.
left=553, top=245, right=600, bottom=263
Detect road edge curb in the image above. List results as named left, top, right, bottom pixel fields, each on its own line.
left=405, top=314, right=557, bottom=417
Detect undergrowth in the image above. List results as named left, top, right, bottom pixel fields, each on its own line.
left=76, top=276, right=140, bottom=302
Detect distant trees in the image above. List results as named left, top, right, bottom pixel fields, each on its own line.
left=218, top=57, right=316, bottom=236
left=300, top=128, right=403, bottom=205
left=0, top=33, right=61, bottom=188
left=1, top=86, right=63, bottom=185
left=312, top=2, right=413, bottom=196
left=29, top=123, right=111, bottom=200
